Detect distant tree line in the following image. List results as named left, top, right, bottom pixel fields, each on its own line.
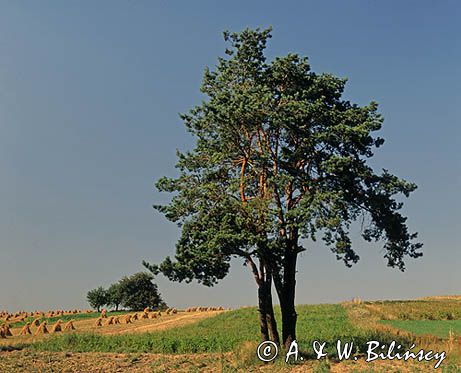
left=86, top=272, right=166, bottom=312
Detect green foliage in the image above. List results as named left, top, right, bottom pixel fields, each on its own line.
left=118, top=272, right=166, bottom=311
left=147, top=27, right=422, bottom=303
left=107, top=283, right=123, bottom=311
left=85, top=273, right=166, bottom=312
left=86, top=286, right=109, bottom=312
left=31, top=305, right=412, bottom=356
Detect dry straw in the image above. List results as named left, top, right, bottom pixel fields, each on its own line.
left=1, top=324, right=12, bottom=337
left=36, top=321, right=49, bottom=334
left=31, top=318, right=41, bottom=327
left=2, top=324, right=13, bottom=337
left=20, top=323, right=32, bottom=335
left=51, top=320, right=62, bottom=333
left=63, top=320, right=75, bottom=331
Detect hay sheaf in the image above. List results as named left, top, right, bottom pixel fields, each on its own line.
left=31, top=318, right=41, bottom=327
left=51, top=320, right=62, bottom=333
left=1, top=324, right=13, bottom=337
left=185, top=306, right=225, bottom=312
left=20, top=323, right=32, bottom=335
left=2, top=324, right=13, bottom=337
left=36, top=321, right=49, bottom=335
left=63, top=320, right=75, bottom=331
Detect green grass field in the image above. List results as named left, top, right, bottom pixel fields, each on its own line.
left=31, top=304, right=411, bottom=356
left=380, top=319, right=461, bottom=338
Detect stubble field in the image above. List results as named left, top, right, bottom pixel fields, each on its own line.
left=1, top=299, right=461, bottom=372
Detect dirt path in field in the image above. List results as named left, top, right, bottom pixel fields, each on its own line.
left=111, top=312, right=217, bottom=334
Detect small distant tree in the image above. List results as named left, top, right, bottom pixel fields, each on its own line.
left=86, top=286, right=108, bottom=312
left=118, top=272, right=166, bottom=311
left=107, top=283, right=123, bottom=311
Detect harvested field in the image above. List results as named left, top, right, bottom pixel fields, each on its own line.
left=0, top=349, right=448, bottom=372
left=2, top=302, right=461, bottom=371
left=0, top=310, right=223, bottom=348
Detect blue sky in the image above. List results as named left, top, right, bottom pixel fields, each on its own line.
left=0, top=1, right=459, bottom=311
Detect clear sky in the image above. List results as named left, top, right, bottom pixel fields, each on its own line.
left=1, top=1, right=459, bottom=312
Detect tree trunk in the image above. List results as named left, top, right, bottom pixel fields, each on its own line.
left=258, top=282, right=270, bottom=341
left=280, top=295, right=297, bottom=348
left=247, top=255, right=281, bottom=344
left=272, top=248, right=298, bottom=348
left=282, top=251, right=297, bottom=347
left=265, top=274, right=280, bottom=346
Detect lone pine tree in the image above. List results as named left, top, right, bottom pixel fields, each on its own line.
left=144, top=27, right=422, bottom=347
